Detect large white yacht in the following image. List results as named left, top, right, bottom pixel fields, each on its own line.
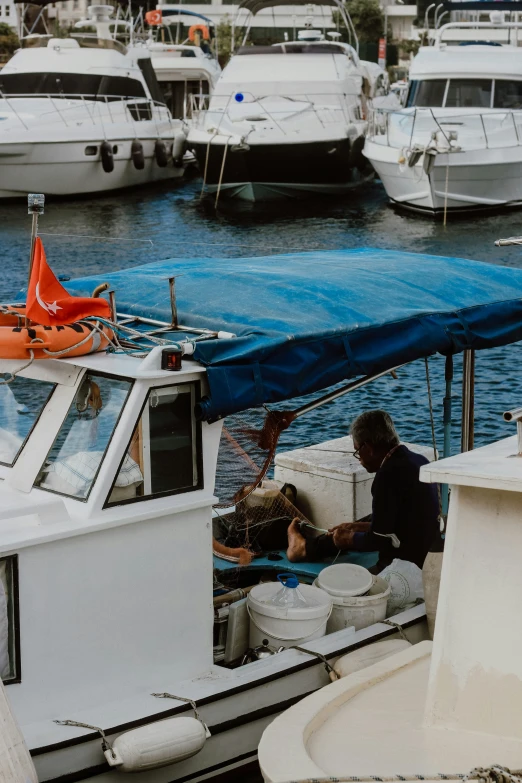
left=145, top=9, right=221, bottom=120
left=364, top=21, right=522, bottom=215
left=187, top=0, right=373, bottom=202
left=0, top=5, right=187, bottom=198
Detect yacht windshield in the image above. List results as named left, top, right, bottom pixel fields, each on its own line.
left=35, top=374, right=132, bottom=500
left=407, top=78, right=522, bottom=109
left=0, top=72, right=147, bottom=100
left=0, top=377, right=55, bottom=466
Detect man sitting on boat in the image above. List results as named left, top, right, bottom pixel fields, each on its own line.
left=287, top=410, right=439, bottom=573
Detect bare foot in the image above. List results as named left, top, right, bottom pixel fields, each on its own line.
left=286, top=517, right=307, bottom=562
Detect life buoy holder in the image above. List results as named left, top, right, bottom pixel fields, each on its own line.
left=0, top=307, right=113, bottom=360
left=188, top=24, right=210, bottom=42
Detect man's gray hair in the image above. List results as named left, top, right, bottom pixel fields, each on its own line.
left=351, top=410, right=400, bottom=449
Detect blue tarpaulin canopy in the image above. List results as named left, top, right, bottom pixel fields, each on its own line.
left=64, top=249, right=522, bottom=420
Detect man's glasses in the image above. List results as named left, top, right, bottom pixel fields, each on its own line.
left=353, top=442, right=366, bottom=460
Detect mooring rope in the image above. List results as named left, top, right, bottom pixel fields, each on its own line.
left=283, top=764, right=522, bottom=783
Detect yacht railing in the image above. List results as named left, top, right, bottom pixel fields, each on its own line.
left=368, top=106, right=522, bottom=151
left=0, top=93, right=174, bottom=131
left=189, top=92, right=364, bottom=133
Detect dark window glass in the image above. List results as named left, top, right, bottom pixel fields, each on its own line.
left=106, top=382, right=202, bottom=506
left=1, top=555, right=20, bottom=685
left=494, top=80, right=522, bottom=109
left=446, top=79, right=491, bottom=108
left=137, top=58, right=164, bottom=103
left=406, top=79, right=446, bottom=108
left=0, top=72, right=146, bottom=100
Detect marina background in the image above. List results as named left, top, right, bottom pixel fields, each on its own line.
left=1, top=177, right=521, bottom=458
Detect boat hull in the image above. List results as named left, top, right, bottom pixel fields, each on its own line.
left=28, top=607, right=427, bottom=783
left=0, top=139, right=184, bottom=198
left=190, top=137, right=372, bottom=201
left=364, top=140, right=522, bottom=214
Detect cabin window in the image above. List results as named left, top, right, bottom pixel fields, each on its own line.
left=446, top=79, right=491, bottom=109
left=0, top=555, right=20, bottom=685
left=406, top=79, right=446, bottom=108
left=106, top=382, right=202, bottom=506
left=494, top=80, right=522, bottom=109
left=0, top=377, right=55, bottom=467
left=35, top=373, right=132, bottom=501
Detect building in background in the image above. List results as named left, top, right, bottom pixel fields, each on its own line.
left=0, top=0, right=18, bottom=30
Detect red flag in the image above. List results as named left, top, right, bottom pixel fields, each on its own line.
left=145, top=9, right=162, bottom=25
left=26, top=238, right=111, bottom=326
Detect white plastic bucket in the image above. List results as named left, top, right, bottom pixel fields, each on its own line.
left=247, top=582, right=332, bottom=649
left=313, top=575, right=391, bottom=633
left=316, top=563, right=373, bottom=598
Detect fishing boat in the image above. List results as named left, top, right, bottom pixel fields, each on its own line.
left=2, top=200, right=522, bottom=782
left=0, top=4, right=187, bottom=199
left=143, top=9, right=221, bottom=120
left=186, top=0, right=375, bottom=202
left=364, top=20, right=522, bottom=215
left=258, top=239, right=522, bottom=783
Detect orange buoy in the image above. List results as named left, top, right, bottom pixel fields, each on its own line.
left=0, top=308, right=113, bottom=360
left=188, top=24, right=210, bottom=42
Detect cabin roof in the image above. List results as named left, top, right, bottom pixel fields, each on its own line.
left=62, top=248, right=522, bottom=420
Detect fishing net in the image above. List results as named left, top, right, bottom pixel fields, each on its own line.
left=212, top=407, right=314, bottom=565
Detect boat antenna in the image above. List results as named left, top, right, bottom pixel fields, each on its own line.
left=25, top=193, right=45, bottom=327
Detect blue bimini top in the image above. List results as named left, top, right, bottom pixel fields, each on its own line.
left=63, top=248, right=522, bottom=421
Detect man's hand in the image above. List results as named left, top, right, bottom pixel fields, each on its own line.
left=330, top=519, right=371, bottom=550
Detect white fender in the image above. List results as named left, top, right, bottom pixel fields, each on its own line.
left=172, top=130, right=187, bottom=162
left=111, top=717, right=206, bottom=772
left=331, top=638, right=411, bottom=681
left=0, top=677, right=38, bottom=783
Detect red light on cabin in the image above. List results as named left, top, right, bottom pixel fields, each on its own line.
left=161, top=348, right=183, bottom=371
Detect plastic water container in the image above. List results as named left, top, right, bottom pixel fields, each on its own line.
left=270, top=573, right=309, bottom=608
left=247, top=574, right=332, bottom=649
left=313, top=568, right=391, bottom=633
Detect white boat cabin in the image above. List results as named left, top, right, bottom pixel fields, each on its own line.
left=0, top=348, right=221, bottom=729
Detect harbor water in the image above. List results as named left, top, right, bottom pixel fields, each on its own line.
left=1, top=176, right=522, bottom=457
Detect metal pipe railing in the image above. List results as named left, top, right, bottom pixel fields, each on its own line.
left=503, top=408, right=522, bottom=455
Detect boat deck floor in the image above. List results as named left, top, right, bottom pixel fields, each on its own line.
left=213, top=549, right=378, bottom=583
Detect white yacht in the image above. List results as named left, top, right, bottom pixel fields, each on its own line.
left=0, top=5, right=187, bottom=198
left=145, top=9, right=221, bottom=120
left=187, top=0, right=373, bottom=202
left=364, top=21, right=522, bottom=215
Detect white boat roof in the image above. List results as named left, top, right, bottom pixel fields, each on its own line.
left=216, top=50, right=359, bottom=89
left=2, top=37, right=146, bottom=77
left=410, top=44, right=522, bottom=80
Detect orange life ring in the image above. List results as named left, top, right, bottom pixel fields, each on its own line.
left=0, top=307, right=113, bottom=360
left=188, top=24, right=210, bottom=42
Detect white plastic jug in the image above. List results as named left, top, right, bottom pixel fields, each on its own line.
left=270, top=573, right=309, bottom=608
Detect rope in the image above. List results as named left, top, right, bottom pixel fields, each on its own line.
left=443, top=157, right=450, bottom=227
left=200, top=130, right=217, bottom=200
left=215, top=138, right=230, bottom=209
left=381, top=619, right=410, bottom=643
left=0, top=350, right=34, bottom=384
left=281, top=765, right=522, bottom=783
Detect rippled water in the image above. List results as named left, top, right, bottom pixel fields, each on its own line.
left=1, top=175, right=522, bottom=457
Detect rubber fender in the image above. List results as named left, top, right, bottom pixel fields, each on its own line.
left=100, top=140, right=114, bottom=173
left=131, top=140, right=145, bottom=170
left=349, top=136, right=366, bottom=172
left=111, top=717, right=206, bottom=772
left=172, top=130, right=186, bottom=167
left=154, top=139, right=169, bottom=167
